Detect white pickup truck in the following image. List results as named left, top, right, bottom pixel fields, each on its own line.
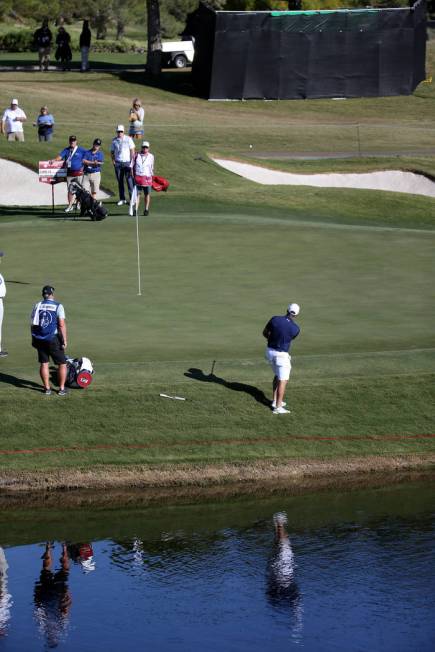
left=161, top=40, right=194, bottom=69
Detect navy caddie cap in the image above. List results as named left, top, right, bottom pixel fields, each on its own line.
left=42, top=285, right=55, bottom=296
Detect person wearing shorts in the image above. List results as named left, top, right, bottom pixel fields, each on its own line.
left=83, top=138, right=104, bottom=200
left=263, top=303, right=300, bottom=414
left=1, top=99, right=26, bottom=142
left=30, top=285, right=68, bottom=396
left=33, top=19, right=52, bottom=71
left=53, top=135, right=87, bottom=212
left=132, top=140, right=154, bottom=215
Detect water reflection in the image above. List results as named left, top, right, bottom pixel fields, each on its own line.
left=67, top=542, right=96, bottom=574
left=0, top=547, right=12, bottom=638
left=266, top=513, right=303, bottom=640
left=0, top=480, right=434, bottom=651
left=34, top=543, right=72, bottom=648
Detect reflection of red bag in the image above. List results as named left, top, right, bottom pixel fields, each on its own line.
left=152, top=175, right=169, bottom=192
left=79, top=543, right=93, bottom=560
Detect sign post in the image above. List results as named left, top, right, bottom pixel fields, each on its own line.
left=38, top=161, right=67, bottom=214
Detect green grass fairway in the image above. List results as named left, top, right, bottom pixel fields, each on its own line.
left=0, top=47, right=434, bottom=478
left=1, top=208, right=434, bottom=472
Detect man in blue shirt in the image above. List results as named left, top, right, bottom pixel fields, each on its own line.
left=53, top=135, right=87, bottom=213
left=263, top=303, right=300, bottom=414
left=83, top=138, right=104, bottom=200
left=30, top=286, right=68, bottom=396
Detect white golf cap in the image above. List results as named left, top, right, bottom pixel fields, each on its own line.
left=116, top=124, right=124, bottom=132
left=11, top=98, right=18, bottom=105
left=141, top=140, right=150, bottom=147
left=288, top=302, right=300, bottom=316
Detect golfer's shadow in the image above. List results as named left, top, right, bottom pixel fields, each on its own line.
left=0, top=372, right=41, bottom=392
left=184, top=368, right=270, bottom=407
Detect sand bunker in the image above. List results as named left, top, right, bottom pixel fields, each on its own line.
left=212, top=158, right=435, bottom=199
left=0, top=158, right=110, bottom=206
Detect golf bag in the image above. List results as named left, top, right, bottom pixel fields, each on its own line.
left=66, top=356, right=94, bottom=389
left=68, top=180, right=108, bottom=221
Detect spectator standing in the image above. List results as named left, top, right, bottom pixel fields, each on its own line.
left=34, top=106, right=55, bottom=142
left=0, top=251, right=7, bottom=358
left=79, top=20, right=92, bottom=72
left=262, top=303, right=301, bottom=414
left=55, top=26, right=72, bottom=71
left=132, top=141, right=154, bottom=215
left=53, top=135, right=87, bottom=212
left=1, top=99, right=27, bottom=142
left=30, top=285, right=68, bottom=396
left=110, top=125, right=135, bottom=206
left=128, top=98, right=145, bottom=140
left=83, top=138, right=104, bottom=200
left=33, top=19, right=53, bottom=71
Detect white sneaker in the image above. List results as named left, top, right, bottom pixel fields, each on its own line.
left=117, top=200, right=126, bottom=206
left=271, top=401, right=286, bottom=409
left=64, top=205, right=73, bottom=213
left=273, top=406, right=291, bottom=414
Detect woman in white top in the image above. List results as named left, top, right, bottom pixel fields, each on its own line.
left=132, top=141, right=154, bottom=215
left=128, top=98, right=145, bottom=140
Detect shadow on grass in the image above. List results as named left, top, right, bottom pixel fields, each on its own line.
left=0, top=60, right=199, bottom=98
left=0, top=371, right=41, bottom=392
left=185, top=367, right=271, bottom=408
left=0, top=206, right=102, bottom=221
left=120, top=69, right=198, bottom=98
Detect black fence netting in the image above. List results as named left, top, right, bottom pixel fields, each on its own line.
left=191, top=0, right=427, bottom=99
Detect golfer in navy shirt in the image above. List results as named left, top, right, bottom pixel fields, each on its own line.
left=263, top=303, right=300, bottom=414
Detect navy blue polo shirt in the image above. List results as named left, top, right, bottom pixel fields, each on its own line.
left=265, top=315, right=300, bottom=352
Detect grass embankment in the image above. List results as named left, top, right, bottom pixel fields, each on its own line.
left=0, top=48, right=434, bottom=489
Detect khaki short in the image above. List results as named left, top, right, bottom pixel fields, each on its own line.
left=83, top=172, right=101, bottom=195
left=7, top=132, right=24, bottom=142
left=67, top=174, right=83, bottom=187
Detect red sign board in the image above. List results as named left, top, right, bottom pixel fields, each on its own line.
left=39, top=160, right=67, bottom=185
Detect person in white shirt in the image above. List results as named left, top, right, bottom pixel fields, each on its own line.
left=110, top=124, right=135, bottom=206
left=132, top=141, right=154, bottom=215
left=0, top=251, right=7, bottom=358
left=1, top=99, right=27, bottom=142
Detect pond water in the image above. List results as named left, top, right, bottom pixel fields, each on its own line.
left=0, top=477, right=434, bottom=651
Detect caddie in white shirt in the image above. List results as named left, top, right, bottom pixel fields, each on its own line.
left=110, top=124, right=135, bottom=206
left=1, top=99, right=27, bottom=142
left=0, top=251, right=8, bottom=357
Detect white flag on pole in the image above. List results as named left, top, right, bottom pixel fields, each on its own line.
left=129, top=184, right=138, bottom=216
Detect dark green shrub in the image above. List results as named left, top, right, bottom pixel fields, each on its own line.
left=0, top=29, right=34, bottom=52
